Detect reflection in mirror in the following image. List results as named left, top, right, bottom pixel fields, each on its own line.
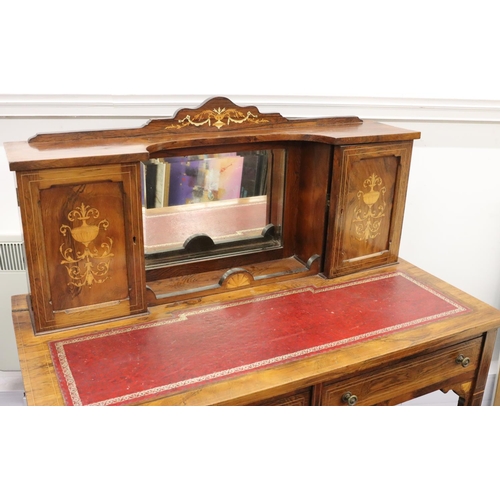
left=142, top=149, right=286, bottom=266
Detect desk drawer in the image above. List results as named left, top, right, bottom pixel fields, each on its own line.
left=250, top=388, right=312, bottom=406
left=322, top=337, right=482, bottom=406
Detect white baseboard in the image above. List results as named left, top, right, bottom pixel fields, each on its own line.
left=0, top=371, right=25, bottom=406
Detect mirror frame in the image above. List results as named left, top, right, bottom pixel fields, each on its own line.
left=144, top=141, right=300, bottom=283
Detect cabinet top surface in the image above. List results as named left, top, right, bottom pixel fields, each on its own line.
left=4, top=96, right=420, bottom=171
left=11, top=259, right=500, bottom=406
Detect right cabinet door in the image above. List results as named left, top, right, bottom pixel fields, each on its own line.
left=324, top=141, right=413, bottom=278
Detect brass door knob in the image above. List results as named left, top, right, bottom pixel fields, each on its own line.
left=456, top=354, right=470, bottom=367
left=342, top=391, right=358, bottom=406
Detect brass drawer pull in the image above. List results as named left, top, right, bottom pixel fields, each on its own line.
left=342, top=391, right=358, bottom=406
left=456, top=354, right=471, bottom=367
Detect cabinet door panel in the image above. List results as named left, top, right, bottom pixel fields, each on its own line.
left=40, top=181, right=130, bottom=311
left=17, top=164, right=146, bottom=333
left=324, top=142, right=413, bottom=277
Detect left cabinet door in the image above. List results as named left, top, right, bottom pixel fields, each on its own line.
left=17, top=164, right=147, bottom=333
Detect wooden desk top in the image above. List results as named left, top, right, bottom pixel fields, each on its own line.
left=11, top=259, right=500, bottom=406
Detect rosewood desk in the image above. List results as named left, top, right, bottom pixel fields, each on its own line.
left=11, top=259, right=500, bottom=406
left=6, top=98, right=500, bottom=406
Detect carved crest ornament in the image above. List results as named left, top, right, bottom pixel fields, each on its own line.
left=352, top=173, right=387, bottom=241
left=59, top=203, right=114, bottom=288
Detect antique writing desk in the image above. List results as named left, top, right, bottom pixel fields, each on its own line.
left=6, top=97, right=500, bottom=405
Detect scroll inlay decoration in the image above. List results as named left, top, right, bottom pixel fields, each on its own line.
left=352, top=173, right=387, bottom=241
left=59, top=203, right=114, bottom=288
left=166, top=107, right=270, bottom=130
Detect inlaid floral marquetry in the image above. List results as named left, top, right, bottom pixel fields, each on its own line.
left=352, top=173, right=387, bottom=241
left=59, top=203, right=114, bottom=288
left=166, top=107, right=270, bottom=130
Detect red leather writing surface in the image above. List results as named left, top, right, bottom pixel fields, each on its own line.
left=49, top=272, right=468, bottom=406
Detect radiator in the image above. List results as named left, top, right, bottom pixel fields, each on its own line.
left=0, top=237, right=28, bottom=370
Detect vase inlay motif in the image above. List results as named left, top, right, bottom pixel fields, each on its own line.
left=352, top=173, right=387, bottom=241
left=59, top=203, right=113, bottom=288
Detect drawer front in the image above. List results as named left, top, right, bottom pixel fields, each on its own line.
left=251, top=388, right=312, bottom=406
left=322, top=337, right=482, bottom=406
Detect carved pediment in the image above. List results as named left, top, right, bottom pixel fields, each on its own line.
left=155, top=96, right=289, bottom=132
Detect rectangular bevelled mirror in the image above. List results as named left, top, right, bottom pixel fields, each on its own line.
left=142, top=147, right=286, bottom=268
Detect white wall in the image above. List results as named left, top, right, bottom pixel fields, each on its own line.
left=1, top=1, right=499, bottom=99
left=1, top=1, right=500, bottom=401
